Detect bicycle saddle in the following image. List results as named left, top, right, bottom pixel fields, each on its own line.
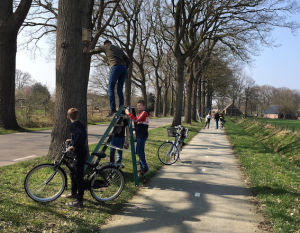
left=91, top=151, right=106, bottom=158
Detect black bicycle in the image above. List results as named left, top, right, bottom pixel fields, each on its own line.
left=157, top=125, right=188, bottom=165
left=24, top=142, right=125, bottom=203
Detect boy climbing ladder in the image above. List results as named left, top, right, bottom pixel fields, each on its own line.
left=125, top=100, right=150, bottom=177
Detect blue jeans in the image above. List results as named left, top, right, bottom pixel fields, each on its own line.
left=136, top=137, right=148, bottom=170
left=110, top=137, right=125, bottom=163
left=108, top=65, right=127, bottom=111
left=215, top=119, right=219, bottom=129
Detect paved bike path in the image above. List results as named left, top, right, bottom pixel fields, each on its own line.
left=101, top=126, right=265, bottom=233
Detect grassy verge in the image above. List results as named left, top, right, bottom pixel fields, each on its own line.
left=226, top=118, right=300, bottom=233
left=0, top=122, right=202, bottom=233
left=234, top=118, right=300, bottom=167
left=244, top=117, right=300, bottom=133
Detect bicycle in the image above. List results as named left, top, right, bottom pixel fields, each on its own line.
left=157, top=125, right=188, bottom=165
left=220, top=119, right=225, bottom=129
left=24, top=141, right=125, bottom=203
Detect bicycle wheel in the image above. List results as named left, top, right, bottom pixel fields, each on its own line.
left=157, top=142, right=179, bottom=165
left=24, top=164, right=67, bottom=202
left=90, top=165, right=125, bottom=202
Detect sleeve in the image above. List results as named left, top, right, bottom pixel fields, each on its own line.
left=70, top=123, right=85, bottom=148
left=128, top=111, right=147, bottom=123
left=124, top=53, right=131, bottom=69
left=89, top=45, right=105, bottom=55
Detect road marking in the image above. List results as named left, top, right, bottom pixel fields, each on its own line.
left=13, top=155, right=36, bottom=161
left=195, top=193, right=201, bottom=197
left=202, top=169, right=206, bottom=171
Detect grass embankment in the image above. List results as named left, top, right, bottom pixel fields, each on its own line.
left=247, top=118, right=300, bottom=133
left=226, top=118, right=300, bottom=233
left=0, top=122, right=202, bottom=233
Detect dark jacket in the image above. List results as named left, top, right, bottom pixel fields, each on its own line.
left=70, top=121, right=87, bottom=156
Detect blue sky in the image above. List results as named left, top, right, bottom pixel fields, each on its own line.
left=16, top=15, right=300, bottom=94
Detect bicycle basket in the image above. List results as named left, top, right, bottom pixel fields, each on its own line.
left=166, top=127, right=177, bottom=137
left=181, top=127, right=188, bottom=139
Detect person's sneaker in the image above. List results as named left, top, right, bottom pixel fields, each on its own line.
left=139, top=169, right=150, bottom=177
left=61, top=193, right=76, bottom=199
left=137, top=168, right=142, bottom=176
left=66, top=199, right=83, bottom=208
left=106, top=110, right=117, bottom=118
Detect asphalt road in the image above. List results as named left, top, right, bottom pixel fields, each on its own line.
left=0, top=117, right=173, bottom=167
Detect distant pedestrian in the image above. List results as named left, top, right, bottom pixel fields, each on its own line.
left=204, top=113, right=211, bottom=129
left=214, top=111, right=220, bottom=129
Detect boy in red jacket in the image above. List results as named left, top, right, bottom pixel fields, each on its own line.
left=125, top=100, right=149, bottom=177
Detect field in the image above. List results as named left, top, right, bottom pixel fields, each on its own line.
left=246, top=117, right=300, bottom=132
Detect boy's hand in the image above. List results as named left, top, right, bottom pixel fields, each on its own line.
left=65, top=139, right=72, bottom=142
left=67, top=146, right=74, bottom=152
left=125, top=109, right=130, bottom=115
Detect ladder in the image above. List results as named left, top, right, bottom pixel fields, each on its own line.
left=84, top=105, right=140, bottom=186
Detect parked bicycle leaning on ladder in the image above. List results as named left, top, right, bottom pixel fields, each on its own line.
left=24, top=141, right=125, bottom=203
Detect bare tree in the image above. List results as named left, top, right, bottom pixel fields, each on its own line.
left=15, top=69, right=34, bottom=90
left=0, top=0, right=33, bottom=129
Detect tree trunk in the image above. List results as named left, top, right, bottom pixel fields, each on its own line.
left=172, top=57, right=185, bottom=126
left=169, top=81, right=174, bottom=116
left=0, top=0, right=32, bottom=129
left=197, top=76, right=202, bottom=116
left=191, top=62, right=198, bottom=122
left=154, top=86, right=161, bottom=117
left=206, top=87, right=212, bottom=111
left=201, top=80, right=206, bottom=116
left=184, top=63, right=193, bottom=124
left=125, top=62, right=133, bottom=106
left=162, top=78, right=169, bottom=116
left=140, top=73, right=147, bottom=109
left=48, top=0, right=90, bottom=159
left=191, top=78, right=198, bottom=121
left=154, top=70, right=161, bottom=117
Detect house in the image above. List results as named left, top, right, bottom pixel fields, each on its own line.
left=223, top=103, right=243, bottom=116
left=262, top=105, right=280, bottom=119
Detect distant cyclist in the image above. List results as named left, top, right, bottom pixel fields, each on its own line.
left=219, top=112, right=226, bottom=127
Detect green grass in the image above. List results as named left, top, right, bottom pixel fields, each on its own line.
left=0, top=122, right=202, bottom=232
left=0, top=126, right=54, bottom=135
left=226, top=118, right=300, bottom=233
left=246, top=117, right=300, bottom=132
left=235, top=118, right=300, bottom=168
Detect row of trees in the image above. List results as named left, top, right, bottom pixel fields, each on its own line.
left=0, top=0, right=299, bottom=158
left=215, top=72, right=300, bottom=119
